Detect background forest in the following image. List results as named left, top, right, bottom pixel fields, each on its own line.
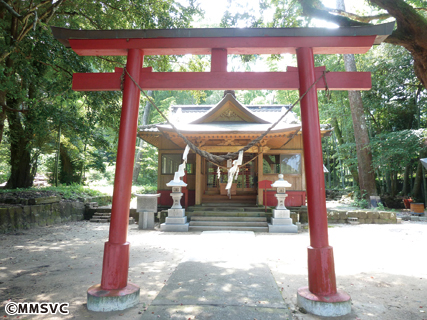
left=1, top=0, right=427, bottom=208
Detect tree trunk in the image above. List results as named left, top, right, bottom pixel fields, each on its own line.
left=132, top=91, right=152, bottom=183
left=5, top=110, right=33, bottom=189
left=332, top=117, right=359, bottom=186
left=402, top=164, right=411, bottom=195
left=336, top=0, right=377, bottom=200
left=412, top=161, right=423, bottom=201
left=386, top=170, right=391, bottom=194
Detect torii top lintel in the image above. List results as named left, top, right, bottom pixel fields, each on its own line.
left=51, top=23, right=394, bottom=92
left=52, top=22, right=394, bottom=56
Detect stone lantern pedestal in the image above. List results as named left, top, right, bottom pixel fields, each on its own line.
left=160, top=180, right=189, bottom=232
left=269, top=174, right=298, bottom=233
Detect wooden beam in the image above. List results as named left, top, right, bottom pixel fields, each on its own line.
left=69, top=36, right=377, bottom=56
left=73, top=69, right=371, bottom=91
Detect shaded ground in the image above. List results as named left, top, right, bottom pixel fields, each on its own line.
left=0, top=220, right=426, bottom=319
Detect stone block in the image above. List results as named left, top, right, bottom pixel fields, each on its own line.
left=59, top=202, right=71, bottom=218
left=273, top=209, right=290, bottom=219
left=0, top=207, right=7, bottom=230
left=34, top=196, right=61, bottom=205
left=168, top=208, right=185, bottom=217
left=139, top=212, right=155, bottom=229
left=357, top=219, right=366, bottom=224
left=136, top=194, right=160, bottom=213
left=271, top=217, right=292, bottom=225
left=337, top=219, right=346, bottom=224
left=299, top=212, right=308, bottom=223
left=389, top=212, right=396, bottom=220
left=165, top=216, right=188, bottom=224
left=268, top=223, right=298, bottom=233
left=372, top=219, right=386, bottom=224
left=347, top=211, right=358, bottom=218
left=160, top=223, right=189, bottom=232
left=158, top=210, right=167, bottom=224
left=411, top=216, right=420, bottom=221
left=379, top=211, right=391, bottom=219
left=367, top=211, right=379, bottom=219
left=327, top=211, right=339, bottom=220
left=290, top=212, right=299, bottom=224
left=357, top=211, right=368, bottom=219
left=338, top=211, right=348, bottom=219
left=419, top=216, right=427, bottom=222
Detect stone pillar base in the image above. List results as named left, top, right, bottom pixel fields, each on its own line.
left=269, top=208, right=298, bottom=233
left=297, top=287, right=351, bottom=317
left=87, top=283, right=140, bottom=312
left=268, top=223, right=298, bottom=233
left=160, top=222, right=189, bottom=232
left=138, top=212, right=154, bottom=229
left=161, top=208, right=189, bottom=232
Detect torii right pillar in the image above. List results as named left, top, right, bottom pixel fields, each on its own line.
left=296, top=47, right=351, bottom=317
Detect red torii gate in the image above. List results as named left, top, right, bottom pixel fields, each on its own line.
left=52, top=22, right=393, bottom=316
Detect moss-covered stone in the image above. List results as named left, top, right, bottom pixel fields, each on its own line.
left=338, top=211, right=348, bottom=219
left=367, top=211, right=379, bottom=219
left=327, top=211, right=339, bottom=220
left=379, top=211, right=391, bottom=219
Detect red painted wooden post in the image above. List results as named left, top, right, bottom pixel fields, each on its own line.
left=211, top=48, right=228, bottom=72
left=296, top=47, right=337, bottom=296
left=100, top=48, right=143, bottom=290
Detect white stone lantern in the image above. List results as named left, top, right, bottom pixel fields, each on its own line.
left=271, top=174, right=292, bottom=209
left=268, top=174, right=298, bottom=233
left=160, top=178, right=189, bottom=232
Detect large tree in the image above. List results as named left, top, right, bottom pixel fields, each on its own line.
left=297, top=0, right=427, bottom=90
left=0, top=0, right=200, bottom=188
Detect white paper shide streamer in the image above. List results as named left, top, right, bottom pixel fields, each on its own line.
left=225, top=150, right=244, bottom=196
left=173, top=145, right=190, bottom=183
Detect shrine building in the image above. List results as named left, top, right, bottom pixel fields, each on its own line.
left=138, top=90, right=331, bottom=207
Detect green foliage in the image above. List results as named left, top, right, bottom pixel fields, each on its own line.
left=0, top=184, right=107, bottom=200
left=0, top=138, right=10, bottom=183
left=135, top=185, right=158, bottom=194
left=134, top=144, right=158, bottom=187
left=370, top=129, right=427, bottom=170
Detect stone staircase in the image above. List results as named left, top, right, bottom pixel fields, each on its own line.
left=87, top=205, right=135, bottom=224
left=186, top=203, right=272, bottom=232
left=89, top=206, right=112, bottom=223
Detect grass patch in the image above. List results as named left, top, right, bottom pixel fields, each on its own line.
left=0, top=184, right=107, bottom=200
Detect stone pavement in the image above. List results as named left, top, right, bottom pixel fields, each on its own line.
left=141, top=231, right=293, bottom=319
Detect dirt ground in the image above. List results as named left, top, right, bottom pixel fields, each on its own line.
left=0, top=219, right=426, bottom=320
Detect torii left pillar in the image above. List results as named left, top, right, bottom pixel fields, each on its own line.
left=87, top=48, right=143, bottom=311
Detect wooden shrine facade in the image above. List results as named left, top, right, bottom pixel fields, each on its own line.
left=139, top=92, right=331, bottom=207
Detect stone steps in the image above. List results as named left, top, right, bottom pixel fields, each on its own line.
left=191, top=216, right=266, bottom=222
left=190, top=221, right=268, bottom=227
left=90, top=212, right=111, bottom=223
left=89, top=211, right=135, bottom=225
left=188, top=211, right=269, bottom=217
left=188, top=225, right=269, bottom=232
left=185, top=205, right=269, bottom=232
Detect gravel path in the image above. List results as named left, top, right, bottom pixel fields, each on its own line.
left=0, top=220, right=426, bottom=319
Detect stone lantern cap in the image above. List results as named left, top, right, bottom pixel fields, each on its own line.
left=166, top=180, right=187, bottom=187
left=271, top=174, right=292, bottom=188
